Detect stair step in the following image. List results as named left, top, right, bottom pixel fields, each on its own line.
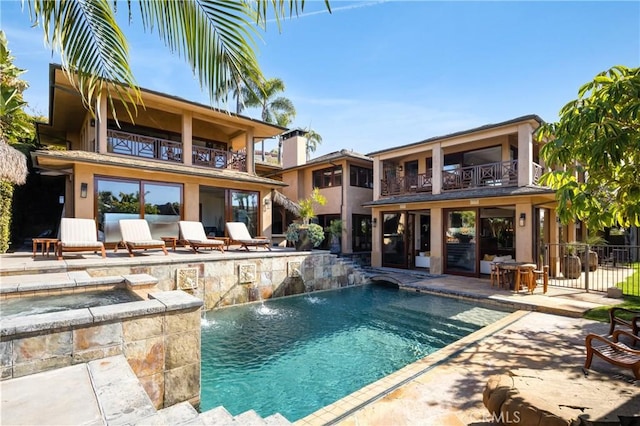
left=0, top=270, right=124, bottom=294
left=123, top=273, right=159, bottom=286
left=264, top=413, right=293, bottom=425
left=198, top=406, right=234, bottom=425
left=87, top=355, right=156, bottom=425
left=233, top=410, right=267, bottom=425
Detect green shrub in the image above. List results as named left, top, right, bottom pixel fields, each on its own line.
left=286, top=222, right=325, bottom=248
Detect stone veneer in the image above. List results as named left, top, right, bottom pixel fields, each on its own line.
left=84, top=252, right=368, bottom=311
left=0, top=291, right=202, bottom=409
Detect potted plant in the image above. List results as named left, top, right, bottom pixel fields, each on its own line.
left=562, top=242, right=582, bottom=279
left=286, top=222, right=325, bottom=251
left=326, top=219, right=342, bottom=254
left=286, top=188, right=327, bottom=250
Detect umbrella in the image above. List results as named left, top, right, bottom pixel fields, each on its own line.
left=0, top=137, right=28, bottom=185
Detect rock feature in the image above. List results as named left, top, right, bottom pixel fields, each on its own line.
left=483, top=369, right=640, bottom=425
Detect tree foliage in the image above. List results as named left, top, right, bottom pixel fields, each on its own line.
left=241, top=77, right=296, bottom=126
left=304, top=127, right=322, bottom=160
left=538, top=65, right=640, bottom=231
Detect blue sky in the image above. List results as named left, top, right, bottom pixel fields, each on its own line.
left=2, top=1, right=639, bottom=157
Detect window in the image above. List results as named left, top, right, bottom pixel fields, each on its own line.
left=350, top=165, right=373, bottom=188
left=313, top=166, right=342, bottom=189
left=96, top=177, right=182, bottom=243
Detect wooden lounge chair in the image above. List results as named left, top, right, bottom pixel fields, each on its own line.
left=584, top=330, right=640, bottom=379
left=116, top=219, right=168, bottom=257
left=57, top=218, right=106, bottom=260
left=178, top=221, right=225, bottom=253
left=609, top=307, right=640, bottom=337
left=225, top=222, right=271, bottom=251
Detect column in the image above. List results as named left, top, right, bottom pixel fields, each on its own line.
left=431, top=144, right=442, bottom=194
left=182, top=112, right=193, bottom=166
left=517, top=123, right=533, bottom=186
left=430, top=207, right=443, bottom=274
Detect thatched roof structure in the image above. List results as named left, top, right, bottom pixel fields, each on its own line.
left=273, top=190, right=301, bottom=216
left=0, top=138, right=28, bottom=185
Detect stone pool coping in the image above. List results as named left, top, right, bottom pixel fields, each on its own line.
left=0, top=290, right=201, bottom=337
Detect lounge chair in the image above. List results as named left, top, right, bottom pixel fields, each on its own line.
left=116, top=219, right=168, bottom=257
left=225, top=222, right=271, bottom=251
left=178, top=221, right=225, bottom=253
left=584, top=330, right=640, bottom=379
left=57, top=218, right=106, bottom=260
left=609, top=307, right=640, bottom=337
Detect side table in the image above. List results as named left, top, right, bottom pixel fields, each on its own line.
left=211, top=237, right=231, bottom=249
left=161, top=236, right=178, bottom=251
left=33, top=238, right=59, bottom=258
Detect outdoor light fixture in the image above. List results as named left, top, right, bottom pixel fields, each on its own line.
left=372, top=218, right=377, bottom=227
left=519, top=212, right=526, bottom=227
left=80, top=183, right=88, bottom=198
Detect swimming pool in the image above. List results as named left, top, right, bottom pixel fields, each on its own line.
left=200, top=284, right=510, bottom=422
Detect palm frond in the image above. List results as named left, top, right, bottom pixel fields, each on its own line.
left=27, top=0, right=139, bottom=122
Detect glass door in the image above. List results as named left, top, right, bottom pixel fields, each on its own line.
left=382, top=212, right=406, bottom=268
left=445, top=209, right=477, bottom=275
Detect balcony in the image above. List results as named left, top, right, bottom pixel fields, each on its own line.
left=381, top=170, right=432, bottom=196
left=107, top=129, right=246, bottom=171
left=380, top=160, right=544, bottom=196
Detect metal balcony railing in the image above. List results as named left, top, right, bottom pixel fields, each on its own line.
left=380, top=160, right=545, bottom=196
left=106, top=129, right=246, bottom=171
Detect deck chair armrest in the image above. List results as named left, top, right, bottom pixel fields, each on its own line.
left=610, top=307, right=640, bottom=321
left=586, top=333, right=615, bottom=348
left=612, top=330, right=640, bottom=351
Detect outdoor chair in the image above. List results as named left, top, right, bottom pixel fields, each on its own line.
left=57, top=218, right=106, bottom=260
left=490, top=262, right=508, bottom=289
left=609, top=307, right=640, bottom=338
left=584, top=330, right=640, bottom=379
left=225, top=222, right=271, bottom=251
left=116, top=219, right=168, bottom=257
left=179, top=221, right=225, bottom=253
left=532, top=265, right=549, bottom=294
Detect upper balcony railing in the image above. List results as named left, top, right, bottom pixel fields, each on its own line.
left=380, top=160, right=544, bottom=196
left=381, top=170, right=433, bottom=196
left=106, top=129, right=246, bottom=172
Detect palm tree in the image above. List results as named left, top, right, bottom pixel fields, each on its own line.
left=22, top=0, right=330, bottom=120
left=304, top=128, right=323, bottom=160
left=241, top=77, right=296, bottom=125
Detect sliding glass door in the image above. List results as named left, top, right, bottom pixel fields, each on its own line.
left=445, top=209, right=477, bottom=275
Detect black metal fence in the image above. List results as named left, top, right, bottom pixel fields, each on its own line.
left=544, top=243, right=640, bottom=296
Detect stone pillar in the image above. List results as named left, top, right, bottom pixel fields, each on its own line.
left=517, top=123, right=533, bottom=187
left=515, top=203, right=533, bottom=263
left=431, top=144, right=442, bottom=195
left=430, top=207, right=443, bottom=274
left=245, top=129, right=255, bottom=175
left=97, top=93, right=108, bottom=154
left=182, top=112, right=192, bottom=166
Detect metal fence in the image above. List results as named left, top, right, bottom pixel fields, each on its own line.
left=544, top=243, right=640, bottom=295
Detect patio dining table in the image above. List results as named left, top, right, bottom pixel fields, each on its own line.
left=495, top=262, right=537, bottom=293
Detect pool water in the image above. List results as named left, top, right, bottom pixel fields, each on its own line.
left=0, top=288, right=142, bottom=319
left=200, top=284, right=510, bottom=421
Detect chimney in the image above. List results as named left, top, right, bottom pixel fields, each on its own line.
left=281, top=129, right=307, bottom=168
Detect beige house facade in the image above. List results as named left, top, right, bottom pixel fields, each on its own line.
left=274, top=131, right=373, bottom=255
left=32, top=64, right=287, bottom=246
left=365, top=115, right=563, bottom=277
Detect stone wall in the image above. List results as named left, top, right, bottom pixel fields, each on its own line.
left=0, top=291, right=202, bottom=409
left=85, top=252, right=368, bottom=311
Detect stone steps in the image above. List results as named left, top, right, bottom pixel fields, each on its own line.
left=1, top=355, right=291, bottom=425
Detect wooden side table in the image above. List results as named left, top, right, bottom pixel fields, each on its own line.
left=211, top=237, right=230, bottom=249
left=33, top=238, right=59, bottom=257
left=161, top=236, right=178, bottom=251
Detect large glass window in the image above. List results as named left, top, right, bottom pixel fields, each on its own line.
left=350, top=165, right=373, bottom=188
left=313, top=166, right=342, bottom=189
left=445, top=210, right=477, bottom=274
left=96, top=177, right=182, bottom=243
left=230, top=190, right=259, bottom=237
